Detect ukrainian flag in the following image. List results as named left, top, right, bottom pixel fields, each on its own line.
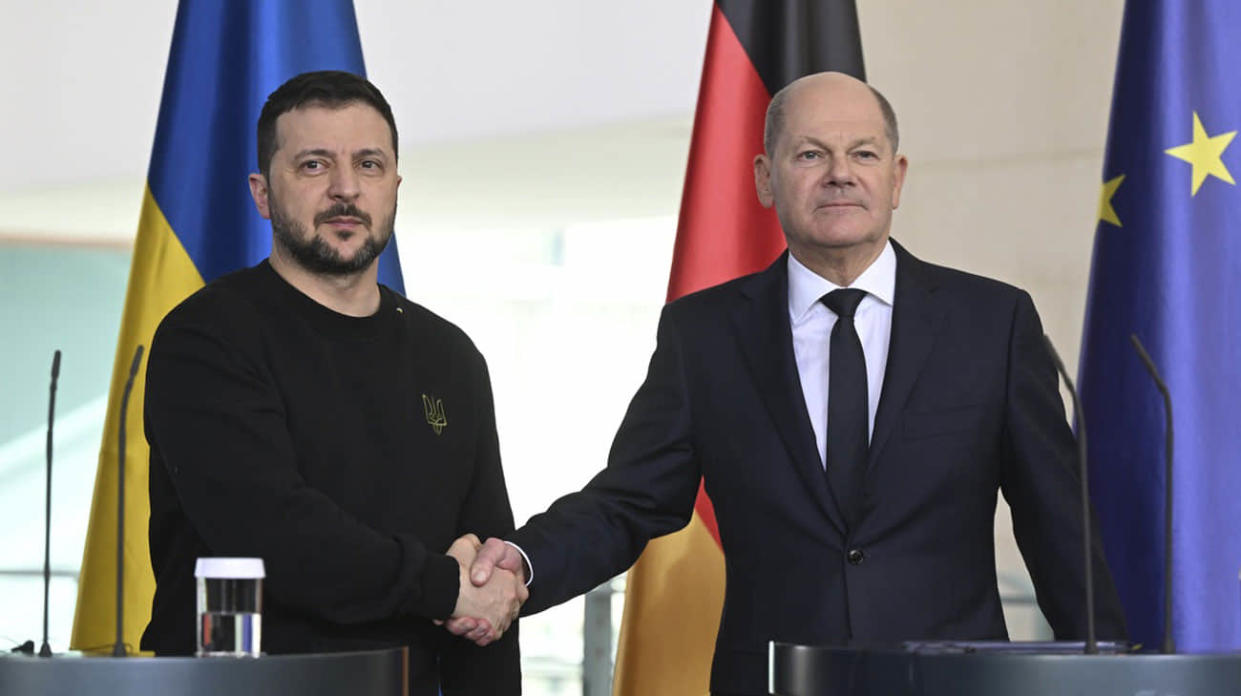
left=70, top=0, right=404, bottom=653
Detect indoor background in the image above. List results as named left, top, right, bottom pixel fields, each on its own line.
left=0, top=1, right=1126, bottom=692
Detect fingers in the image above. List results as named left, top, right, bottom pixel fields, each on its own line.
left=442, top=616, right=479, bottom=636
left=469, top=537, right=508, bottom=586
left=446, top=533, right=482, bottom=566
left=470, top=537, right=523, bottom=586
left=446, top=566, right=525, bottom=646
left=465, top=618, right=493, bottom=645
left=443, top=534, right=527, bottom=646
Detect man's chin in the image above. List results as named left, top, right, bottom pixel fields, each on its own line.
left=800, top=229, right=887, bottom=251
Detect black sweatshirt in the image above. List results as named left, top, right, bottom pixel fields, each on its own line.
left=140, top=261, right=520, bottom=694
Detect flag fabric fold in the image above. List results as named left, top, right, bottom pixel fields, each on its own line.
left=1080, top=0, right=1241, bottom=653
left=71, top=0, right=403, bottom=653
left=613, top=2, right=864, bottom=692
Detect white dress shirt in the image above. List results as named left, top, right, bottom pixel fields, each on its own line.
left=788, top=241, right=896, bottom=467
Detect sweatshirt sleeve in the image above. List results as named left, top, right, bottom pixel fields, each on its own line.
left=145, top=297, right=459, bottom=624
left=439, top=353, right=522, bottom=691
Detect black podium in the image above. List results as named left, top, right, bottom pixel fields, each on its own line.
left=0, top=647, right=407, bottom=696
left=770, top=642, right=1241, bottom=696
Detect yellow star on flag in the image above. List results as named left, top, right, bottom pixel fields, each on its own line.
left=1098, top=174, right=1125, bottom=226
left=1164, top=111, right=1236, bottom=196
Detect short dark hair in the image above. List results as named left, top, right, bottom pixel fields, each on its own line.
left=763, top=81, right=900, bottom=155
left=256, top=70, right=398, bottom=178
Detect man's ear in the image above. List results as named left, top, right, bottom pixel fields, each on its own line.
left=248, top=173, right=272, bottom=220
left=890, top=154, right=909, bottom=209
left=754, top=154, right=775, bottom=209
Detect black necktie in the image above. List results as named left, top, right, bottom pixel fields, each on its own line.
left=822, top=288, right=869, bottom=529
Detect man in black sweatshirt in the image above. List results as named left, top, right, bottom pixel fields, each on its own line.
left=140, top=71, right=524, bottom=695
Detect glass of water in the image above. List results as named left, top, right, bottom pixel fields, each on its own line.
left=195, top=557, right=264, bottom=657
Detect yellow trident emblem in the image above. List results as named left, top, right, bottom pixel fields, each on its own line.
left=422, top=394, right=447, bottom=435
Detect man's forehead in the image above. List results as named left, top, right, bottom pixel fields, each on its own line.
left=784, top=117, right=886, bottom=144
left=274, top=103, right=392, bottom=151
left=786, top=79, right=882, bottom=120
left=790, top=116, right=883, bottom=133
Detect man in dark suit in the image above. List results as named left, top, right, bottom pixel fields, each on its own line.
left=451, top=71, right=1127, bottom=694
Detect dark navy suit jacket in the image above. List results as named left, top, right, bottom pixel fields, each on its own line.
left=510, top=240, right=1126, bottom=694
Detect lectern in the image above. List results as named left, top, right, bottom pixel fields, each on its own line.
left=769, top=642, right=1241, bottom=696
left=0, top=647, right=407, bottom=696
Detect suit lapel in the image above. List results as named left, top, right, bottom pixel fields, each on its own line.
left=732, top=254, right=846, bottom=533
left=868, top=241, right=947, bottom=468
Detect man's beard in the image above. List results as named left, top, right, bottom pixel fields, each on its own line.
left=270, top=194, right=395, bottom=277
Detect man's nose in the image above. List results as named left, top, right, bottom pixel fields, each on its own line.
left=823, top=155, right=856, bottom=186
left=327, top=165, right=361, bottom=200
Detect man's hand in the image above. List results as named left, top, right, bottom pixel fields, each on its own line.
left=446, top=533, right=482, bottom=566
left=441, top=534, right=527, bottom=645
left=468, top=537, right=528, bottom=587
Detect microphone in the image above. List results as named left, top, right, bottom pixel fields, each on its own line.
left=1042, top=335, right=1097, bottom=655
left=1130, top=333, right=1175, bottom=655
left=112, top=344, right=144, bottom=658
left=40, top=350, right=61, bottom=658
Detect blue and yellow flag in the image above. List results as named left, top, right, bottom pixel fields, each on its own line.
left=70, top=0, right=403, bottom=653
left=1080, top=0, right=1241, bottom=652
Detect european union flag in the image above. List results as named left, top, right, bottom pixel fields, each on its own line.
left=1080, top=0, right=1241, bottom=652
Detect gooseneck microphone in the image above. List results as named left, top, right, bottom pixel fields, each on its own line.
left=112, top=344, right=144, bottom=658
left=1129, top=333, right=1175, bottom=655
left=1042, top=335, right=1097, bottom=655
left=40, top=350, right=61, bottom=658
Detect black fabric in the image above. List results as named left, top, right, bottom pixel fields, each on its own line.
left=822, top=288, right=868, bottom=530
left=509, top=241, right=1127, bottom=695
left=140, top=261, right=520, bottom=695
left=717, top=0, right=865, bottom=96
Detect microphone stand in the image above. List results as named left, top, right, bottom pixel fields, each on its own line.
left=1043, top=335, right=1097, bottom=654
left=112, top=345, right=144, bottom=658
left=39, top=350, right=61, bottom=658
left=1130, top=334, right=1175, bottom=655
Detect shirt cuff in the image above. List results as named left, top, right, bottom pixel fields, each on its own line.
left=504, top=540, right=533, bottom=587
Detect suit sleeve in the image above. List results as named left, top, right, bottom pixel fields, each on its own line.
left=999, top=291, right=1128, bottom=640
left=440, top=354, right=521, bottom=693
left=510, top=305, right=703, bottom=615
left=145, top=300, right=459, bottom=625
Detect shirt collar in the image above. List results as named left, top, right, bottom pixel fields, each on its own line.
left=787, top=239, right=897, bottom=323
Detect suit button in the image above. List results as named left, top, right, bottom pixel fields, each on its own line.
left=847, top=549, right=864, bottom=565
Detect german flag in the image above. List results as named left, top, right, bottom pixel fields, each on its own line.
left=612, top=1, right=863, bottom=692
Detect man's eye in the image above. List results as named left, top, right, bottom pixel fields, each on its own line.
left=360, top=160, right=380, bottom=169
left=302, top=161, right=323, bottom=170
left=855, top=151, right=878, bottom=160
left=797, top=151, right=821, bottom=160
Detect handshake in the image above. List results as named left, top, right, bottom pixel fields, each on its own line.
left=440, top=534, right=529, bottom=646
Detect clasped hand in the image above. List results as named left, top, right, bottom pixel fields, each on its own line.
left=442, top=534, right=528, bottom=646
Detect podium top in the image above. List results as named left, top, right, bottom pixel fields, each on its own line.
left=769, top=642, right=1241, bottom=696
left=0, top=647, right=407, bottom=696
left=897, top=640, right=1130, bottom=654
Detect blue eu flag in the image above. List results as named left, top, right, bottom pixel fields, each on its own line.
left=1080, top=0, right=1241, bottom=652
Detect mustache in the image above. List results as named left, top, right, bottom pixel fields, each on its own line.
left=314, top=203, right=372, bottom=227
